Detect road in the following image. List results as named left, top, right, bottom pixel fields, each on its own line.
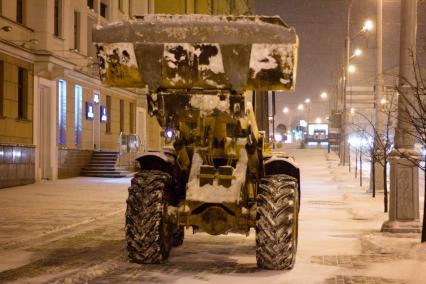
left=0, top=149, right=424, bottom=284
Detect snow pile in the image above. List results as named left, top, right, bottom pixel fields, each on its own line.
left=197, top=44, right=224, bottom=75
left=129, top=14, right=288, bottom=27
left=102, top=42, right=138, bottom=67
left=249, top=43, right=294, bottom=78
left=163, top=43, right=225, bottom=88
left=190, top=94, right=230, bottom=115
left=186, top=149, right=247, bottom=203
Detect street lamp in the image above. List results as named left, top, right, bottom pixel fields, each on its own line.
left=362, top=19, right=374, bottom=32
left=315, top=118, right=322, bottom=123
left=320, top=91, right=330, bottom=118
left=304, top=99, right=311, bottom=122
left=297, top=104, right=304, bottom=111
left=354, top=48, right=362, bottom=57
left=341, top=1, right=374, bottom=166
left=283, top=107, right=289, bottom=113
left=348, top=65, right=356, bottom=73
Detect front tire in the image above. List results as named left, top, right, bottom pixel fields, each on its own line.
left=256, top=174, right=299, bottom=270
left=125, top=170, right=173, bottom=263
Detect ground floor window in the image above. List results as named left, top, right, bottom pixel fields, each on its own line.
left=58, top=80, right=67, bottom=144
left=74, top=85, right=82, bottom=145
left=18, top=67, right=28, bottom=120
left=120, top=99, right=124, bottom=132
left=106, top=95, right=111, bottom=133
left=0, top=61, right=3, bottom=117
left=129, top=102, right=134, bottom=133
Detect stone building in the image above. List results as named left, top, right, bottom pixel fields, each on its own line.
left=0, top=0, right=152, bottom=188
left=0, top=0, right=254, bottom=189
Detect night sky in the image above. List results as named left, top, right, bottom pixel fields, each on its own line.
left=255, top=0, right=426, bottom=126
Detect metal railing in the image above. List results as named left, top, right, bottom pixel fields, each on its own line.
left=118, top=132, right=141, bottom=154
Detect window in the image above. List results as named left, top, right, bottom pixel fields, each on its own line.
left=230, top=0, right=235, bottom=14
left=0, top=61, right=3, bottom=117
left=87, top=0, right=94, bottom=9
left=73, top=11, right=81, bottom=50
left=106, top=95, right=111, bottom=133
left=54, top=0, right=62, bottom=37
left=74, top=85, right=82, bottom=145
left=18, top=67, right=27, bottom=120
left=129, top=102, right=134, bottom=133
left=87, top=15, right=96, bottom=57
left=147, top=0, right=152, bottom=14
left=16, top=0, right=23, bottom=24
left=58, top=80, right=67, bottom=144
left=100, top=2, right=108, bottom=18
left=120, top=99, right=124, bottom=132
left=210, top=0, right=216, bottom=15
left=118, top=0, right=124, bottom=12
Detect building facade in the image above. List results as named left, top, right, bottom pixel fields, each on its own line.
left=0, top=0, right=155, bottom=188
left=0, top=0, right=254, bottom=188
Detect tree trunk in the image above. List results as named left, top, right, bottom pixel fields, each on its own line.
left=422, top=169, right=426, bottom=242
left=372, top=153, right=376, bottom=198
left=384, top=158, right=388, bottom=213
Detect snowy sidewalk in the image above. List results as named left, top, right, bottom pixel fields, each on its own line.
left=311, top=150, right=426, bottom=284
left=0, top=149, right=425, bottom=283
left=0, top=177, right=129, bottom=272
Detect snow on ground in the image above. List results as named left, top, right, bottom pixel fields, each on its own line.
left=0, top=148, right=425, bottom=283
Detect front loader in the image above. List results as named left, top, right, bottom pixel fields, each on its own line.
left=93, top=14, right=300, bottom=270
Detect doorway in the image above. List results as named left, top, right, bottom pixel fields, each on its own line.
left=35, top=78, right=57, bottom=182
left=136, top=107, right=146, bottom=152
left=39, top=85, right=52, bottom=180
left=93, top=92, right=100, bottom=151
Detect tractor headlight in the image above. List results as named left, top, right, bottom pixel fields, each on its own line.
left=165, top=129, right=174, bottom=139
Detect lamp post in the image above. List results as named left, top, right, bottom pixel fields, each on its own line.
left=340, top=0, right=373, bottom=165
left=371, top=0, right=385, bottom=193
left=382, top=0, right=421, bottom=234
left=282, top=107, right=291, bottom=136
left=320, top=91, right=330, bottom=121
left=305, top=98, right=311, bottom=123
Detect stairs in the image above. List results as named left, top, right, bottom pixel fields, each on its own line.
left=81, top=151, right=130, bottom=178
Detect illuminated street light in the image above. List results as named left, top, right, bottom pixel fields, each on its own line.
left=363, top=19, right=374, bottom=32
left=282, top=107, right=289, bottom=113
left=297, top=104, right=304, bottom=110
left=315, top=118, right=322, bottom=123
left=380, top=98, right=387, bottom=104
left=305, top=98, right=311, bottom=104
left=274, top=133, right=283, bottom=142
left=320, top=92, right=328, bottom=99
left=354, top=48, right=362, bottom=57
left=350, top=107, right=355, bottom=114
left=348, top=65, right=356, bottom=73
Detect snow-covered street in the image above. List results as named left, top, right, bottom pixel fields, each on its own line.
left=0, top=148, right=425, bottom=284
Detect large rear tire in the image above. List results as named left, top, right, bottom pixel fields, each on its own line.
left=256, top=174, right=299, bottom=270
left=125, top=170, right=173, bottom=263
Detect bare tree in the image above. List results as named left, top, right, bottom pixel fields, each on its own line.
left=349, top=91, right=398, bottom=212
left=393, top=53, right=426, bottom=242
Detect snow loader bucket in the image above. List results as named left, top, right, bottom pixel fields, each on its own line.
left=93, top=15, right=298, bottom=92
